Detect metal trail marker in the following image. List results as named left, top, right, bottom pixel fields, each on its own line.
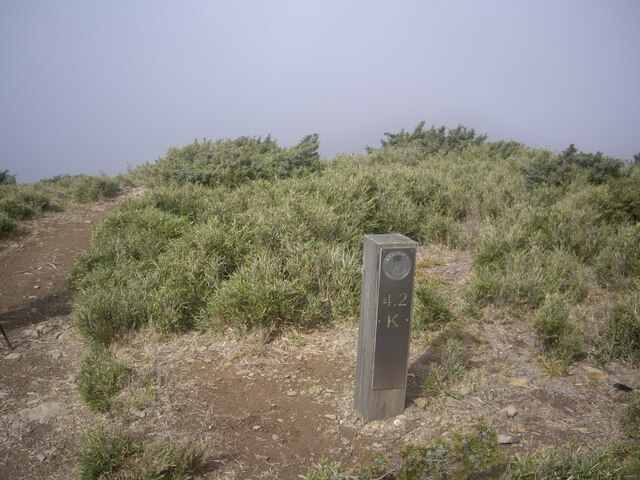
left=355, top=234, right=417, bottom=421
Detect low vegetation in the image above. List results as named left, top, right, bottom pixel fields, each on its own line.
left=0, top=171, right=122, bottom=239
left=76, top=426, right=206, bottom=480
left=305, top=392, right=640, bottom=479
left=8, top=125, right=637, bottom=477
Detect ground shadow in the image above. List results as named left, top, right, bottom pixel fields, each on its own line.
left=0, top=291, right=72, bottom=345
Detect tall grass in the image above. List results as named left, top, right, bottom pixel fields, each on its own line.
left=68, top=129, right=640, bottom=366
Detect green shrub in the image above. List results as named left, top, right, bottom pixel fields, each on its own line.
left=0, top=188, right=49, bottom=220
left=0, top=211, right=16, bottom=238
left=150, top=134, right=322, bottom=188
left=0, top=170, right=16, bottom=185
left=602, top=294, right=640, bottom=364
left=76, top=427, right=139, bottom=480
left=622, top=387, right=640, bottom=440
left=368, top=121, right=487, bottom=155
left=523, top=144, right=624, bottom=187
left=72, top=175, right=119, bottom=203
left=594, top=223, right=640, bottom=290
left=413, top=279, right=454, bottom=333
left=422, top=338, right=466, bottom=397
left=600, top=175, right=640, bottom=223
left=76, top=427, right=206, bottom=480
left=534, top=294, right=584, bottom=367
left=306, top=422, right=501, bottom=480
left=77, top=351, right=136, bottom=412
left=470, top=248, right=589, bottom=309
left=502, top=443, right=640, bottom=480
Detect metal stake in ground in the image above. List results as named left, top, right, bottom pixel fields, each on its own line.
left=355, top=234, right=416, bottom=421
left=0, top=322, right=14, bottom=350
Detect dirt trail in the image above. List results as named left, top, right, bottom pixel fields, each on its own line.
left=0, top=199, right=638, bottom=479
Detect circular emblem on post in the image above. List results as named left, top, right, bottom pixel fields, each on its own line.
left=382, top=250, right=412, bottom=281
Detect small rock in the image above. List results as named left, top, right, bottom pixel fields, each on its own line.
left=5, top=352, right=21, bottom=360
left=324, top=414, right=337, bottom=421
left=237, top=370, right=251, bottom=376
left=393, top=416, right=407, bottom=427
left=35, top=454, right=46, bottom=462
left=287, top=391, right=297, bottom=397
left=501, top=405, right=518, bottom=418
left=21, top=402, right=69, bottom=424
left=414, top=397, right=429, bottom=409
left=134, top=410, right=146, bottom=418
left=510, top=378, right=529, bottom=388
left=497, top=434, right=520, bottom=444
left=584, top=366, right=606, bottom=380
left=49, top=351, right=63, bottom=360
left=271, top=434, right=279, bottom=441
left=252, top=425, right=262, bottom=431
left=33, top=285, right=40, bottom=290
left=295, top=355, right=303, bottom=361
left=28, top=296, right=38, bottom=300
left=22, top=328, right=36, bottom=337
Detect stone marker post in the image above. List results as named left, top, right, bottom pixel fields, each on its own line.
left=355, top=234, right=417, bottom=421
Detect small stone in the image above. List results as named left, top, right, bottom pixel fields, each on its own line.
left=497, top=434, right=520, bottom=444
left=584, top=366, right=606, bottom=380
left=49, top=351, right=63, bottom=360
left=33, top=285, right=40, bottom=290
left=252, top=425, right=262, bottom=431
left=21, top=402, right=69, bottom=424
left=393, top=417, right=407, bottom=427
left=237, top=370, right=251, bottom=376
left=287, top=391, right=297, bottom=397
left=414, top=397, right=429, bottom=409
left=501, top=405, right=518, bottom=418
left=5, top=353, right=21, bottom=360
left=35, top=454, right=46, bottom=462
left=324, top=414, right=337, bottom=420
left=296, top=355, right=303, bottom=361
left=510, top=378, right=529, bottom=388
left=28, top=296, right=38, bottom=300
left=271, top=434, right=279, bottom=441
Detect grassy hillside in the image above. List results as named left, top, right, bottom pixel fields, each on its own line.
left=0, top=172, right=121, bottom=240
left=58, top=126, right=640, bottom=478
left=69, top=128, right=639, bottom=367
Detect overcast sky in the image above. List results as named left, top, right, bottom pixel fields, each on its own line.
left=1, top=1, right=639, bottom=183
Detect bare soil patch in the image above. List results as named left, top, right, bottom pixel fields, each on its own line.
left=1, top=202, right=638, bottom=479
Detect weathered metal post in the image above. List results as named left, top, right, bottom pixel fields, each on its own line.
left=355, top=234, right=417, bottom=421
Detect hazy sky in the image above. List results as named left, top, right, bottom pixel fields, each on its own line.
left=1, top=1, right=639, bottom=183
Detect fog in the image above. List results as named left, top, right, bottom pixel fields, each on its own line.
left=1, top=0, right=639, bottom=183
